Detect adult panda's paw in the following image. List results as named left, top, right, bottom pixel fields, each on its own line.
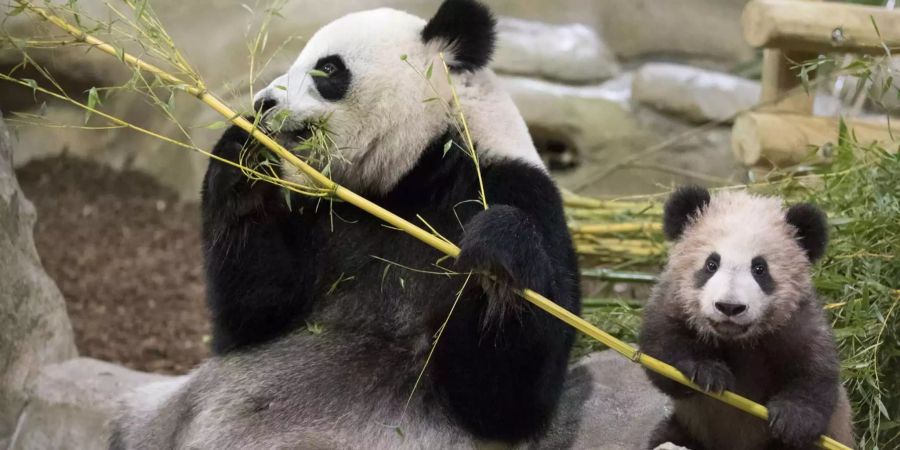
left=203, top=123, right=282, bottom=219
left=674, top=358, right=734, bottom=394
left=768, top=397, right=828, bottom=448
left=455, top=205, right=554, bottom=309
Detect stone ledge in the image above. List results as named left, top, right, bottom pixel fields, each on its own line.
left=10, top=358, right=171, bottom=450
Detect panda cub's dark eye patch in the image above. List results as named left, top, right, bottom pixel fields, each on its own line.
left=311, top=54, right=351, bottom=101
left=693, top=252, right=720, bottom=288
left=751, top=256, right=776, bottom=294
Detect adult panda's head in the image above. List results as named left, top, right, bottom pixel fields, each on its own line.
left=254, top=0, right=541, bottom=194
left=661, top=186, right=829, bottom=341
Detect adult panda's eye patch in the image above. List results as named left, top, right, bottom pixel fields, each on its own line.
left=312, top=54, right=351, bottom=101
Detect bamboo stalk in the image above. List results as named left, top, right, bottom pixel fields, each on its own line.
left=20, top=4, right=849, bottom=449
left=581, top=269, right=658, bottom=284
left=570, top=222, right=662, bottom=235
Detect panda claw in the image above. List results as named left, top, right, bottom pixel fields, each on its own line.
left=675, top=359, right=734, bottom=394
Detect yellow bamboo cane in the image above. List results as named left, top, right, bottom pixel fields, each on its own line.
left=18, top=4, right=850, bottom=449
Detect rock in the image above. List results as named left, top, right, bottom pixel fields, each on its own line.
left=9, top=358, right=173, bottom=450
left=499, top=74, right=640, bottom=159
left=632, top=63, right=761, bottom=123
left=654, top=444, right=691, bottom=450
left=0, top=112, right=77, bottom=448
left=588, top=0, right=753, bottom=64
left=531, top=349, right=670, bottom=449
left=493, top=17, right=620, bottom=83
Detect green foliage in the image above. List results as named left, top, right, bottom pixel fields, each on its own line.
left=802, top=144, right=899, bottom=449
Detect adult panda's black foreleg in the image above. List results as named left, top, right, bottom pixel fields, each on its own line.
left=201, top=124, right=312, bottom=354
left=434, top=163, right=580, bottom=443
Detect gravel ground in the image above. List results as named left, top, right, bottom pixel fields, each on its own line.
left=17, top=156, right=209, bottom=374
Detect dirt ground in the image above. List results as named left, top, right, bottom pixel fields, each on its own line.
left=17, top=156, right=208, bottom=374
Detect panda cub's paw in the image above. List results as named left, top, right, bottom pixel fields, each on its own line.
left=674, top=358, right=734, bottom=393
left=456, top=205, right=554, bottom=307
left=768, top=397, right=828, bottom=448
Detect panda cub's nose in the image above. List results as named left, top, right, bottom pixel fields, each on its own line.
left=715, top=301, right=747, bottom=317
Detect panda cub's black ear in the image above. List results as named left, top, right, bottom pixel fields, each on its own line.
left=663, top=185, right=711, bottom=241
left=422, top=0, right=496, bottom=71
left=786, top=203, right=829, bottom=262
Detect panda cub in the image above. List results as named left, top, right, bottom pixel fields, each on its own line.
left=111, top=0, right=580, bottom=448
left=639, top=186, right=853, bottom=450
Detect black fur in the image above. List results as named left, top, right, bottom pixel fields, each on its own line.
left=663, top=185, right=711, bottom=241
left=201, top=126, right=580, bottom=442
left=785, top=203, right=829, bottom=262
left=312, top=54, right=352, bottom=101
left=421, top=0, right=496, bottom=71
left=639, top=284, right=843, bottom=449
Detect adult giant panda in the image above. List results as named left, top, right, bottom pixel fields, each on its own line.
left=111, top=0, right=581, bottom=448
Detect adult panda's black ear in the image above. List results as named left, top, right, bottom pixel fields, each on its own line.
left=422, top=0, right=496, bottom=71
left=786, top=203, right=828, bottom=262
left=663, top=185, right=710, bottom=241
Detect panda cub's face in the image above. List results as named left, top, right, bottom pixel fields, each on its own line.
left=663, top=188, right=828, bottom=341
left=252, top=0, right=537, bottom=195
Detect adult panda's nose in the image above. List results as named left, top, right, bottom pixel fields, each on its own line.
left=253, top=97, right=279, bottom=115
left=715, top=301, right=747, bottom=317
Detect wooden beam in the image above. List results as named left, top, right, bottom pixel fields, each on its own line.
left=742, top=0, right=900, bottom=54
left=732, top=112, right=898, bottom=167
left=760, top=48, right=816, bottom=114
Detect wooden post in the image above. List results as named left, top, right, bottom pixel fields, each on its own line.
left=759, top=48, right=817, bottom=114
left=743, top=0, right=900, bottom=54
left=732, top=112, right=899, bottom=167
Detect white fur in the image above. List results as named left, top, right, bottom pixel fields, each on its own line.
left=256, top=8, right=543, bottom=194
left=699, top=258, right=767, bottom=327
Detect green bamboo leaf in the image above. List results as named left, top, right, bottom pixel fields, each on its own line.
left=308, top=69, right=329, bottom=78
left=205, top=121, right=228, bottom=130
left=425, top=61, right=433, bottom=80
left=165, top=91, right=176, bottom=112
left=135, top=0, right=148, bottom=21
left=84, top=87, right=101, bottom=124
left=442, top=139, right=453, bottom=157
left=22, top=78, right=37, bottom=97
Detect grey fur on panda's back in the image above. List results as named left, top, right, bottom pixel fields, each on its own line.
left=110, top=1, right=581, bottom=448
left=639, top=188, right=854, bottom=450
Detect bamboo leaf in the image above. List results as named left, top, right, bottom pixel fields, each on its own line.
left=84, top=87, right=101, bottom=124
left=308, top=69, right=329, bottom=78
left=135, top=0, right=148, bottom=21
left=22, top=78, right=37, bottom=98
left=442, top=139, right=453, bottom=157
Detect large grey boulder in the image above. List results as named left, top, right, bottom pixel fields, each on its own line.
left=534, top=350, right=670, bottom=449
left=632, top=63, right=761, bottom=124
left=493, top=17, right=620, bottom=83
left=499, top=74, right=640, bottom=156
left=0, top=112, right=78, bottom=448
left=10, top=358, right=173, bottom=450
